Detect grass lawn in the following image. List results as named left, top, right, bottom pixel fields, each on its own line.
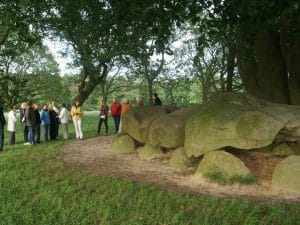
left=0, top=112, right=300, bottom=225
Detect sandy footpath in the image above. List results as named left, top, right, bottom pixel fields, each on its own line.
left=63, top=136, right=300, bottom=203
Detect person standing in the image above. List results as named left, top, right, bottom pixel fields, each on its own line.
left=52, top=102, right=60, bottom=137
left=7, top=106, right=17, bottom=145
left=152, top=93, right=162, bottom=106
left=136, top=97, right=144, bottom=107
left=59, top=103, right=69, bottom=140
left=71, top=99, right=84, bottom=140
left=40, top=104, right=50, bottom=141
left=110, top=98, right=122, bottom=133
left=25, top=101, right=36, bottom=145
left=20, top=102, right=28, bottom=143
left=33, top=103, right=42, bottom=143
left=48, top=104, right=57, bottom=140
left=98, top=99, right=109, bottom=135
left=0, top=105, right=6, bottom=151
left=119, top=98, right=131, bottom=133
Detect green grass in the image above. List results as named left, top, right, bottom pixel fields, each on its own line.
left=1, top=112, right=300, bottom=225
left=205, top=171, right=257, bottom=185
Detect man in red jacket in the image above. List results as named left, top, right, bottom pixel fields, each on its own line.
left=110, top=98, right=122, bottom=133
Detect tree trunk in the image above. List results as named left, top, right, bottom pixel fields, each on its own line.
left=75, top=64, right=108, bottom=105
left=280, top=16, right=300, bottom=105
left=254, top=29, right=290, bottom=104
left=237, top=23, right=259, bottom=95
left=237, top=23, right=290, bottom=104
left=147, top=77, right=154, bottom=104
left=226, top=46, right=235, bottom=92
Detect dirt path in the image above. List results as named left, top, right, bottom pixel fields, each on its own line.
left=63, top=136, right=300, bottom=203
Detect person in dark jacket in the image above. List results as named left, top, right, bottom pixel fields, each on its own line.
left=152, top=93, right=162, bottom=106
left=25, top=101, right=37, bottom=145
left=33, top=103, right=42, bottom=143
left=48, top=104, right=57, bottom=140
left=97, top=99, right=109, bottom=135
left=20, top=102, right=28, bottom=143
left=0, top=105, right=6, bottom=151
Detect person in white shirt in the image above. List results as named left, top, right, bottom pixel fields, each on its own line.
left=7, top=106, right=17, bottom=145
left=59, top=103, right=69, bottom=139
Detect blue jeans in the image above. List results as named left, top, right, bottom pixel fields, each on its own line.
left=42, top=124, right=49, bottom=141
left=28, top=127, right=35, bottom=144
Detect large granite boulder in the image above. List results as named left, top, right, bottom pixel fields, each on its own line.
left=138, top=143, right=164, bottom=160
left=122, top=105, right=179, bottom=143
left=111, top=135, right=136, bottom=153
left=148, top=104, right=204, bottom=148
left=272, top=143, right=300, bottom=156
left=272, top=155, right=300, bottom=193
left=196, top=150, right=253, bottom=184
left=185, top=93, right=300, bottom=157
left=170, top=147, right=193, bottom=171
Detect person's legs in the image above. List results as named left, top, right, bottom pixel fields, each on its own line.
left=28, top=127, right=33, bottom=144
left=118, top=120, right=122, bottom=133
left=45, top=124, right=49, bottom=141
left=62, top=123, right=68, bottom=139
left=23, top=124, right=28, bottom=143
left=104, top=118, right=108, bottom=135
left=8, top=131, right=14, bottom=145
left=50, top=123, right=55, bottom=140
left=98, top=118, right=103, bottom=134
left=97, top=118, right=101, bottom=134
left=73, top=119, right=79, bottom=139
left=116, top=116, right=120, bottom=131
left=11, top=131, right=15, bottom=145
left=113, top=116, right=118, bottom=133
left=77, top=119, right=83, bottom=139
left=0, top=128, right=4, bottom=151
left=35, top=125, right=41, bottom=143
left=56, top=118, right=59, bottom=137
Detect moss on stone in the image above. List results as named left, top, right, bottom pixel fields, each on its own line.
left=272, top=155, right=300, bottom=193
left=170, top=147, right=193, bottom=171
left=184, top=93, right=300, bottom=157
left=138, top=143, right=164, bottom=160
left=196, top=150, right=253, bottom=185
left=111, top=135, right=136, bottom=153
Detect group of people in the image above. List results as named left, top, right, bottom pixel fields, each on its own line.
left=97, top=93, right=161, bottom=135
left=0, top=93, right=162, bottom=152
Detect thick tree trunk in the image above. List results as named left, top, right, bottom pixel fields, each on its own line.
left=237, top=23, right=259, bottom=95
left=75, top=64, right=108, bottom=105
left=280, top=16, right=300, bottom=105
left=287, top=37, right=300, bottom=105
left=237, top=23, right=290, bottom=104
left=255, top=29, right=290, bottom=104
